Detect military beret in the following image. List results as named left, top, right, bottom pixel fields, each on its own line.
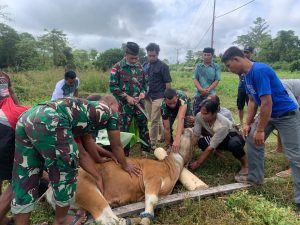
left=126, top=42, right=139, bottom=55
left=203, top=47, right=214, bottom=54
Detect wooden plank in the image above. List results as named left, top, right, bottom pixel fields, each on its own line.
left=113, top=183, right=251, bottom=217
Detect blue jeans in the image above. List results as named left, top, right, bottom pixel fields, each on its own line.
left=247, top=110, right=300, bottom=203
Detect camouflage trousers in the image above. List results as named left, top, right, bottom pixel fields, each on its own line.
left=119, top=104, right=150, bottom=151
left=11, top=105, right=78, bottom=214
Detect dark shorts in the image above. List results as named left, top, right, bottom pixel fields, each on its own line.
left=0, top=123, right=15, bottom=180
left=198, top=132, right=246, bottom=159
left=237, top=87, right=249, bottom=110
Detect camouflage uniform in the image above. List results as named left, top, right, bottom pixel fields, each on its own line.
left=110, top=58, right=150, bottom=151
left=161, top=90, right=193, bottom=142
left=11, top=98, right=118, bottom=214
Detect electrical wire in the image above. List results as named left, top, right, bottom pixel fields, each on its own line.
left=216, top=0, right=255, bottom=19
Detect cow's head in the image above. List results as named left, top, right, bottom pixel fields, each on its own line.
left=178, top=128, right=193, bottom=164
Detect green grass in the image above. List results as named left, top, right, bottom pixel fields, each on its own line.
left=4, top=68, right=300, bottom=224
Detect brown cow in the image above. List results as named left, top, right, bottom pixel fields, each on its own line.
left=47, top=128, right=193, bottom=225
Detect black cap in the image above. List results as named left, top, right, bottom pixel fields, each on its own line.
left=244, top=46, right=254, bottom=53
left=203, top=47, right=214, bottom=54
left=126, top=42, right=139, bottom=55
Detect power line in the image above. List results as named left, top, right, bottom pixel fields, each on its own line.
left=216, top=0, right=255, bottom=19
left=193, top=0, right=255, bottom=49
left=194, top=23, right=213, bottom=50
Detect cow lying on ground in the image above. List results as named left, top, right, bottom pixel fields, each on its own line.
left=47, top=128, right=193, bottom=225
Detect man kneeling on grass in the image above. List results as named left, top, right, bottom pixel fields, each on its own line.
left=189, top=98, right=248, bottom=176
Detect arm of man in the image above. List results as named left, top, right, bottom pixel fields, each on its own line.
left=162, top=64, right=172, bottom=90
left=96, top=145, right=118, bottom=163
left=254, top=94, right=272, bottom=145
left=193, top=79, right=205, bottom=94
left=74, top=78, right=80, bottom=97
left=243, top=96, right=258, bottom=138
left=189, top=145, right=214, bottom=170
left=207, top=80, right=219, bottom=92
left=109, top=66, right=134, bottom=104
left=74, top=89, right=79, bottom=97
left=172, top=104, right=187, bottom=152
left=162, top=118, right=171, bottom=148
left=190, top=127, right=228, bottom=170
left=81, top=134, right=104, bottom=163
left=166, top=83, right=171, bottom=89
left=78, top=141, right=104, bottom=192
left=51, top=82, right=63, bottom=101
left=108, top=130, right=141, bottom=176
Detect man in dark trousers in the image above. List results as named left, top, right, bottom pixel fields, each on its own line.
left=144, top=43, right=172, bottom=149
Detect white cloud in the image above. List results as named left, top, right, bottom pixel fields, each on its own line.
left=1, top=0, right=300, bottom=63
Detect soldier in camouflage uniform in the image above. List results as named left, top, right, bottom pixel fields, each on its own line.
left=109, top=42, right=151, bottom=154
left=161, top=89, right=194, bottom=152
left=11, top=96, right=140, bottom=225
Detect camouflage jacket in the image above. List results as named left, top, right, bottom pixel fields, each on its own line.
left=109, top=58, right=148, bottom=113
left=161, top=90, right=193, bottom=119
left=44, top=98, right=119, bottom=137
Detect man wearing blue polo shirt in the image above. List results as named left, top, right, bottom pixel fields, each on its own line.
left=222, top=46, right=300, bottom=211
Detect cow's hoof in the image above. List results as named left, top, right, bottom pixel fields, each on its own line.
left=140, top=217, right=151, bottom=225
left=126, top=217, right=142, bottom=224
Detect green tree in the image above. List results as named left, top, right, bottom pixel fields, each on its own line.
left=38, top=29, right=69, bottom=67
left=272, top=30, right=300, bottom=62
left=233, top=17, right=271, bottom=50
left=95, top=48, right=123, bottom=71
left=185, top=50, right=194, bottom=62
left=0, top=23, right=19, bottom=68
left=73, top=49, right=89, bottom=70
left=63, top=47, right=76, bottom=71
left=89, top=49, right=98, bottom=61
left=15, top=32, right=39, bottom=70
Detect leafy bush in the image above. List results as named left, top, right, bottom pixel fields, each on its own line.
left=289, top=60, right=300, bottom=72
left=269, top=61, right=290, bottom=70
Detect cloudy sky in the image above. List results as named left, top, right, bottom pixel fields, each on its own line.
left=1, top=0, right=300, bottom=63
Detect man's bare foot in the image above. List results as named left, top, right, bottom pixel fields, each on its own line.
left=238, top=167, right=248, bottom=175
left=65, top=209, right=87, bottom=225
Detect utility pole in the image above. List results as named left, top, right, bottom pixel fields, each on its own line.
left=176, top=48, right=179, bottom=64
left=211, top=0, right=216, bottom=49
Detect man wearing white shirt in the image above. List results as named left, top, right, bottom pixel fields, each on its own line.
left=51, top=70, right=80, bottom=100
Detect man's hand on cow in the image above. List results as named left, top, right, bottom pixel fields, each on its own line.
left=122, top=163, right=142, bottom=177
left=138, top=92, right=145, bottom=100
left=126, top=95, right=136, bottom=105
left=105, top=151, right=118, bottom=164
left=189, top=161, right=200, bottom=170
left=172, top=139, right=181, bottom=152
left=98, top=157, right=113, bottom=163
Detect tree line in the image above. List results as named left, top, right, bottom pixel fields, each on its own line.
left=0, top=23, right=147, bottom=72
left=1, top=16, right=300, bottom=72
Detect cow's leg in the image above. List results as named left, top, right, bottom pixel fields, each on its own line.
left=76, top=180, right=127, bottom=225
left=139, top=180, right=161, bottom=225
